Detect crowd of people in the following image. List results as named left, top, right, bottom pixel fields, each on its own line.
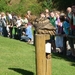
left=0, top=4, right=75, bottom=58
left=39, top=4, right=75, bottom=58
left=0, top=11, right=33, bottom=44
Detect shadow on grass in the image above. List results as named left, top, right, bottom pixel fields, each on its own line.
left=8, top=68, right=34, bottom=75
left=71, top=63, right=75, bottom=66
left=52, top=53, right=75, bottom=67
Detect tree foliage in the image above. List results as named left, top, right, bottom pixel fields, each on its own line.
left=0, top=0, right=75, bottom=15
left=42, top=0, right=53, bottom=10
left=38, top=0, right=75, bottom=11
left=53, top=0, right=75, bottom=11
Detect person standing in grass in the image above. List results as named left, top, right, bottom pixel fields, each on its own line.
left=1, top=12, right=8, bottom=37
left=68, top=4, right=75, bottom=57
left=15, top=15, right=23, bottom=40
left=49, top=11, right=56, bottom=53
left=59, top=14, right=70, bottom=55
left=55, top=11, right=64, bottom=53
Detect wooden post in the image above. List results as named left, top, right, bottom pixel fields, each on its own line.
left=35, top=34, right=51, bottom=75
left=35, top=34, right=46, bottom=75
left=46, top=56, right=51, bottom=75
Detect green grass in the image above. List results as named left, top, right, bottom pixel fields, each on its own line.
left=0, top=36, right=36, bottom=75
left=0, top=36, right=75, bottom=75
left=52, top=53, right=75, bottom=75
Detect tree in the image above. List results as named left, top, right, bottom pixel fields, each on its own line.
left=53, top=0, right=75, bottom=11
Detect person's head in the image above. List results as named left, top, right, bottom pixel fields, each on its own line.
left=23, top=22, right=28, bottom=28
left=40, top=12, right=45, bottom=18
left=27, top=10, right=31, bottom=15
left=25, top=23, right=28, bottom=28
left=24, top=14, right=28, bottom=19
left=60, top=14, right=65, bottom=22
left=45, top=12, right=50, bottom=18
left=67, top=7, right=72, bottom=13
left=55, top=11, right=60, bottom=18
left=1, top=12, right=5, bottom=17
left=6, top=12, right=9, bottom=15
left=71, top=4, right=75, bottom=14
left=45, top=9, right=49, bottom=13
left=50, top=11, right=55, bottom=18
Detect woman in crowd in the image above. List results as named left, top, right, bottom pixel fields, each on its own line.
left=55, top=11, right=64, bottom=53
left=49, top=11, right=56, bottom=53
left=1, top=12, right=8, bottom=37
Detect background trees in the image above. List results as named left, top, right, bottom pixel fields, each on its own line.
left=53, top=0, right=75, bottom=11
left=0, top=0, right=75, bottom=15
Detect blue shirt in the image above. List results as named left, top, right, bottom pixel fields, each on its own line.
left=63, top=21, right=70, bottom=35
left=25, top=26, right=33, bottom=39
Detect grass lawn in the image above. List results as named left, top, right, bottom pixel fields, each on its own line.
left=52, top=53, right=75, bottom=75
left=0, top=36, right=75, bottom=75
